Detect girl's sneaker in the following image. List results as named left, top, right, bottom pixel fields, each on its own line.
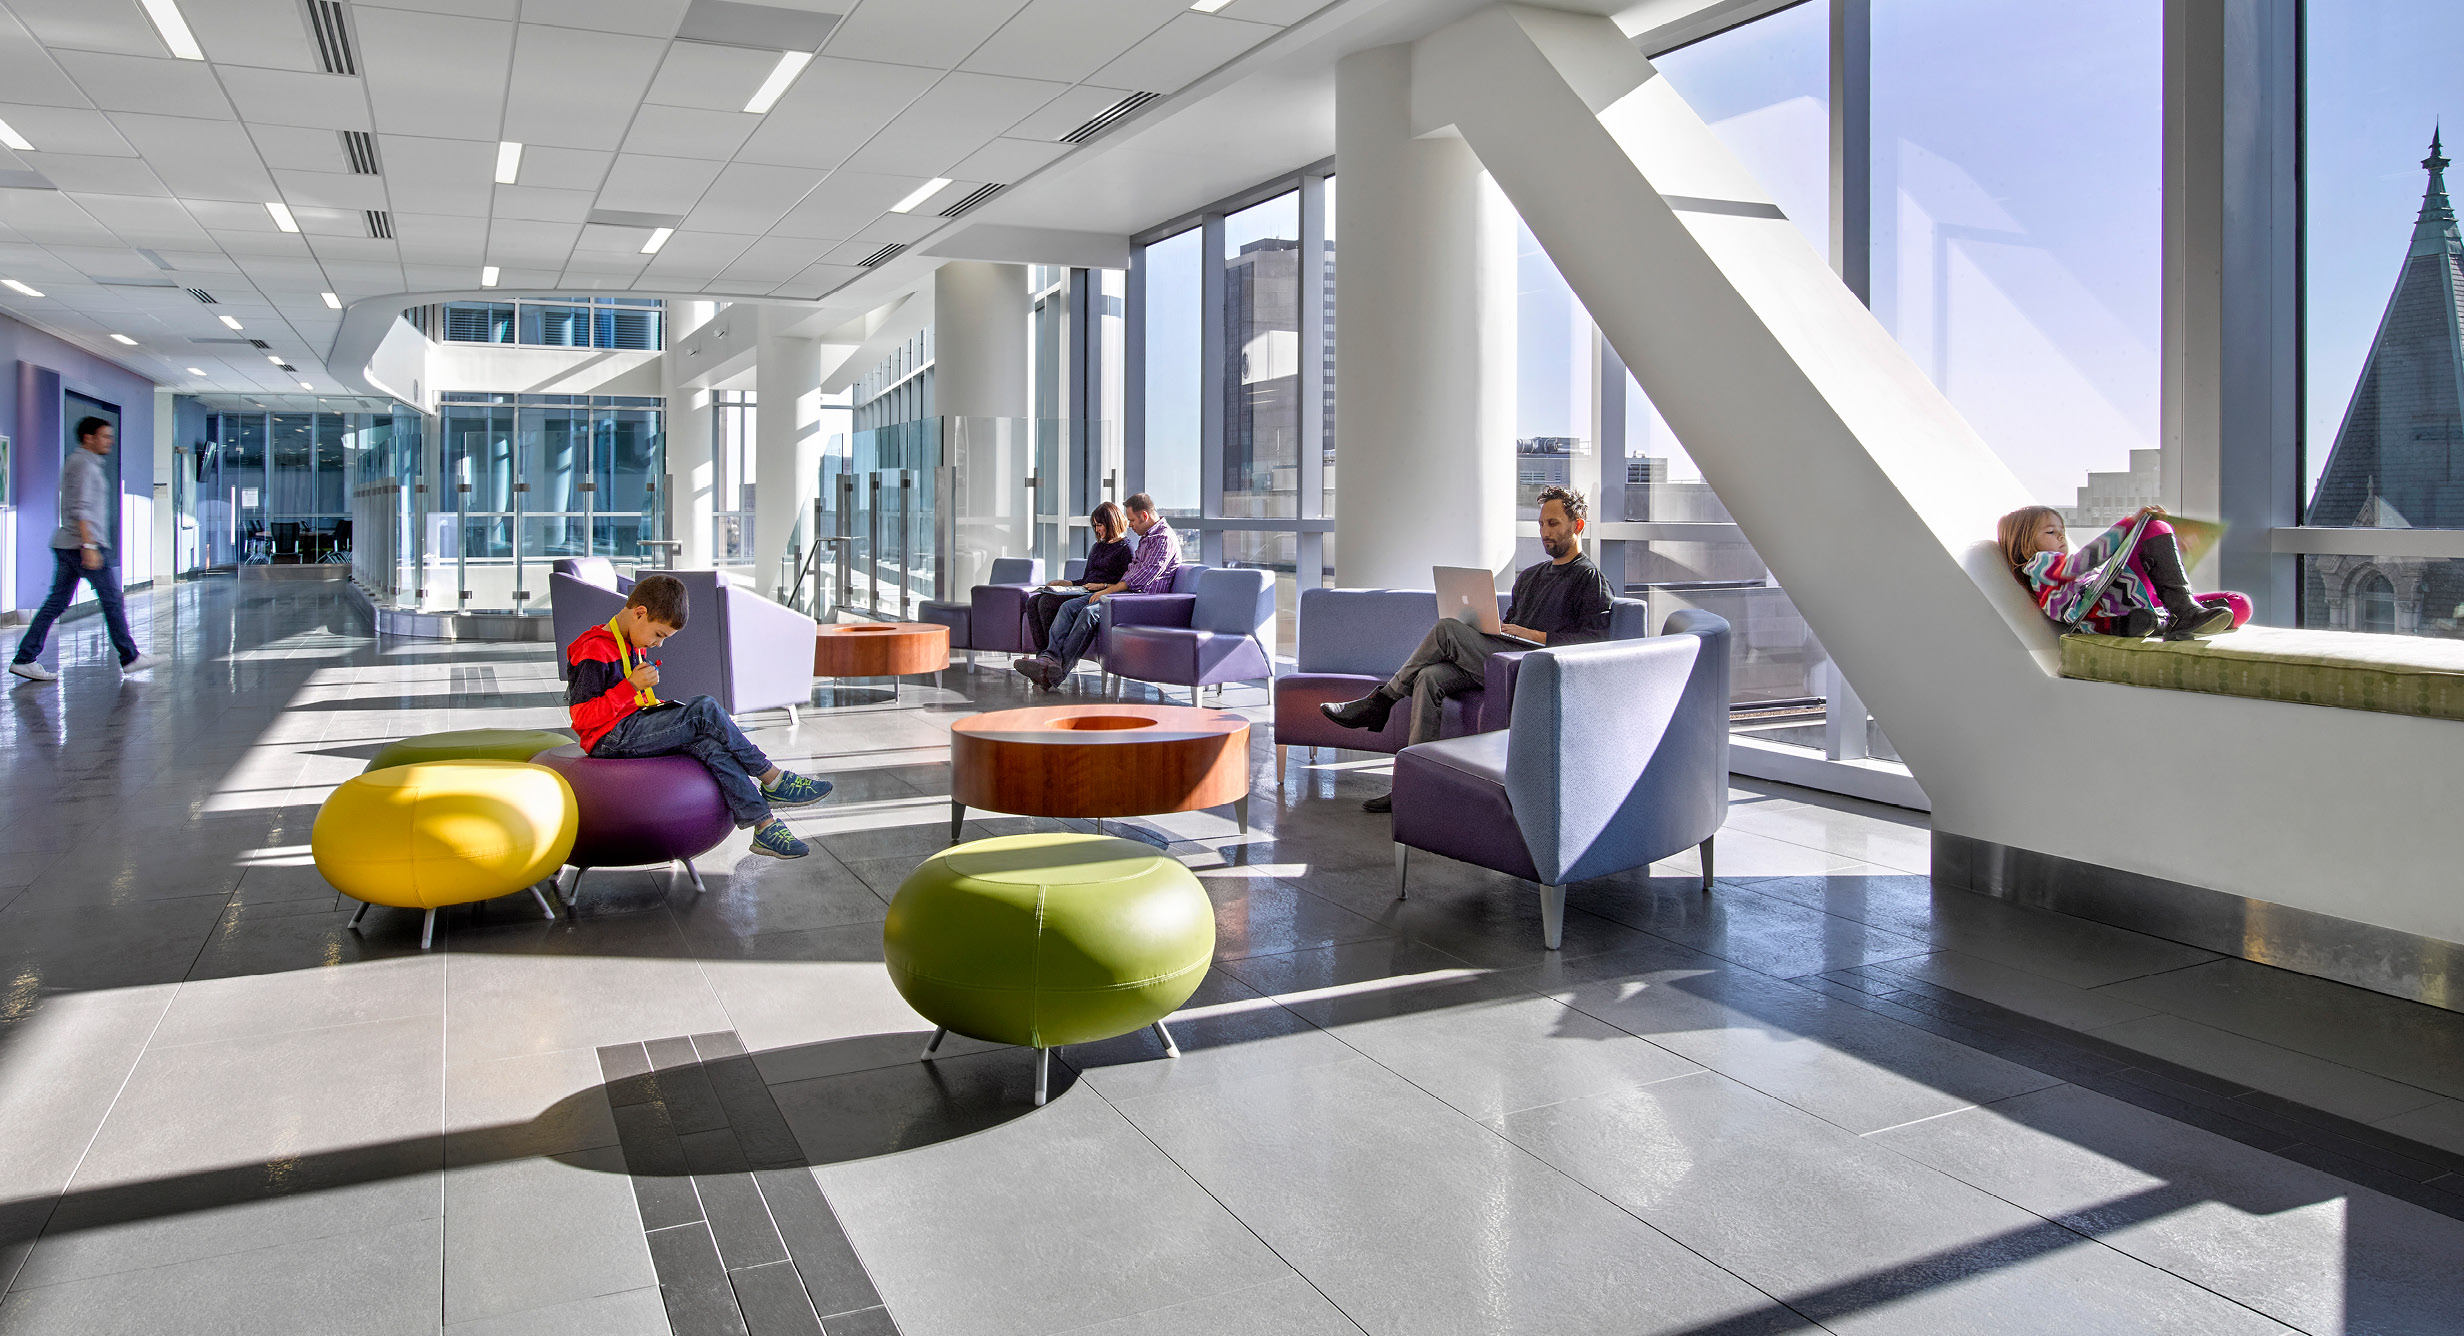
left=750, top=819, right=810, bottom=859
left=761, top=772, right=833, bottom=807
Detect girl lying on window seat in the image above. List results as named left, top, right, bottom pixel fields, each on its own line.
left=1998, top=505, right=2249, bottom=640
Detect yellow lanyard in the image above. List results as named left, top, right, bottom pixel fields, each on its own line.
left=606, top=616, right=660, bottom=706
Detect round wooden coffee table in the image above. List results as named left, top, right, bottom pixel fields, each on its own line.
left=948, top=704, right=1251, bottom=842
left=814, top=623, right=949, bottom=706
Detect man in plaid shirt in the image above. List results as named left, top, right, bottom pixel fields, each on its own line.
left=1015, top=492, right=1179, bottom=691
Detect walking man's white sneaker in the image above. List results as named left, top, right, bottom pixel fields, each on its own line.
left=9, top=661, right=57, bottom=683
left=119, top=654, right=159, bottom=674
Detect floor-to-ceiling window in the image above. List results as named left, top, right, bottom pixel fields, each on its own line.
left=2299, top=2, right=2464, bottom=637
left=434, top=298, right=664, bottom=349
left=433, top=394, right=664, bottom=612
left=1139, top=226, right=1204, bottom=533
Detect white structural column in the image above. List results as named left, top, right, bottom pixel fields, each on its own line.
left=753, top=307, right=822, bottom=595
left=663, top=301, right=717, bottom=570
left=932, top=261, right=1029, bottom=419
left=1413, top=4, right=2464, bottom=946
left=1333, top=43, right=1517, bottom=590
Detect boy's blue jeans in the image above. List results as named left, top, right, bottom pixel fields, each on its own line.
left=592, top=696, right=773, bottom=827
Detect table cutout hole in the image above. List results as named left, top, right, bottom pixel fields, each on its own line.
left=1048, top=715, right=1157, bottom=731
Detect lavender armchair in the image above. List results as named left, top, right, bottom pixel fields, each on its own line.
left=968, top=558, right=1091, bottom=656
left=549, top=570, right=815, bottom=720
left=1103, top=567, right=1275, bottom=706
left=922, top=557, right=1040, bottom=668
left=552, top=556, right=633, bottom=595
left=1392, top=610, right=1732, bottom=950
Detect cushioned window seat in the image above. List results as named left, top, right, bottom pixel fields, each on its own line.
left=2060, top=625, right=2464, bottom=721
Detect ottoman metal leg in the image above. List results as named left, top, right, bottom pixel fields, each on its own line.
left=949, top=800, right=965, bottom=844
left=1233, top=794, right=1249, bottom=834
left=1395, top=844, right=1409, bottom=899
left=1034, top=1047, right=1050, bottom=1107
left=529, top=883, right=557, bottom=920
left=348, top=901, right=371, bottom=930
left=921, top=1027, right=947, bottom=1061
left=1700, top=835, right=1715, bottom=892
left=557, top=865, right=585, bottom=908
left=677, top=859, right=707, bottom=894
left=1153, top=1020, right=1181, bottom=1058
left=419, top=909, right=437, bottom=951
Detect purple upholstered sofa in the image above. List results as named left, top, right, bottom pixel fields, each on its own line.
left=548, top=567, right=816, bottom=720
left=1102, top=567, right=1275, bottom=706
left=1392, top=609, right=1732, bottom=951
left=1269, top=586, right=1651, bottom=786
left=966, top=557, right=1089, bottom=657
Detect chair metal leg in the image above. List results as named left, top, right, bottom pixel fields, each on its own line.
left=1394, top=844, right=1408, bottom=899
left=557, top=865, right=585, bottom=908
left=1700, top=835, right=1715, bottom=892
left=530, top=883, right=556, bottom=920
left=1233, top=793, right=1249, bottom=834
left=949, top=800, right=965, bottom=844
left=1152, top=1019, right=1181, bottom=1058
left=785, top=703, right=800, bottom=727
left=419, top=908, right=437, bottom=951
left=1274, top=744, right=1286, bottom=789
left=1540, top=884, right=1566, bottom=951
left=921, top=1026, right=947, bottom=1061
left=1034, top=1047, right=1050, bottom=1107
left=348, top=901, right=370, bottom=930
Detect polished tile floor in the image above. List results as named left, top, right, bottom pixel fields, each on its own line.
left=2, top=578, right=2462, bottom=1335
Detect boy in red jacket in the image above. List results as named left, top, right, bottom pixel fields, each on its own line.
left=567, top=574, right=829, bottom=859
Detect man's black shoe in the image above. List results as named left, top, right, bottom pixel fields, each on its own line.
left=1362, top=792, right=1393, bottom=814
left=1321, top=693, right=1396, bottom=732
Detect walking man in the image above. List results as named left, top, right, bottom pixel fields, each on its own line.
left=10, top=416, right=156, bottom=681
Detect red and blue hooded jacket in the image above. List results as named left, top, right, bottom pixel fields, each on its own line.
left=566, top=620, right=658, bottom=751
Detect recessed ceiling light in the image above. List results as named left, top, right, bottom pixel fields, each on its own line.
left=186, top=367, right=205, bottom=376
left=266, top=201, right=300, bottom=232
left=219, top=314, right=244, bottom=329
left=1, top=278, right=42, bottom=297
left=139, top=0, right=205, bottom=60
left=890, top=178, right=953, bottom=214
left=321, top=291, right=341, bottom=309
left=744, top=50, right=813, bottom=115
left=268, top=355, right=284, bottom=364
left=1189, top=0, right=1233, bottom=10
left=109, top=334, right=137, bottom=345
left=299, top=381, right=313, bottom=390
left=480, top=266, right=500, bottom=287
left=494, top=141, right=522, bottom=185
left=640, top=227, right=673, bottom=255
left=0, top=118, right=32, bottom=152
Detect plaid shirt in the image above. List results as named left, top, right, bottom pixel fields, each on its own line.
left=1120, top=519, right=1181, bottom=592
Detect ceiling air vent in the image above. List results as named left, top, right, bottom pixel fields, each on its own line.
left=340, top=131, right=379, bottom=175
left=275, top=361, right=298, bottom=372
left=858, top=243, right=906, bottom=268
left=249, top=339, right=271, bottom=349
left=1060, top=92, right=1160, bottom=145
left=307, top=0, right=357, bottom=76
left=365, top=210, right=393, bottom=239
left=939, top=183, right=1006, bottom=218
left=187, top=287, right=217, bottom=304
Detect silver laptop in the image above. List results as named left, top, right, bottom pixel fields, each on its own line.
left=1433, top=565, right=1541, bottom=647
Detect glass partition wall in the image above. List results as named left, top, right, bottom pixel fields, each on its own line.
left=435, top=394, right=664, bottom=613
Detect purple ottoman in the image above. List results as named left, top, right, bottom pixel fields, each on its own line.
left=530, top=744, right=735, bottom=907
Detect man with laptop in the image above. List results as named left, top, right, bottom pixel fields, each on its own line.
left=1321, top=484, right=1615, bottom=812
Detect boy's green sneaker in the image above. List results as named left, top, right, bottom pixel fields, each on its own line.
left=761, top=772, right=833, bottom=808
left=750, top=819, right=810, bottom=859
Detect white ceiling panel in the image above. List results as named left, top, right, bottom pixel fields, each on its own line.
left=643, top=41, right=781, bottom=113
left=733, top=57, right=936, bottom=170
left=188, top=0, right=323, bottom=72
left=843, top=213, right=942, bottom=246
left=716, top=234, right=828, bottom=283
left=825, top=0, right=1029, bottom=69
left=947, top=137, right=1068, bottom=184
left=288, top=205, right=363, bottom=236
left=322, top=259, right=409, bottom=282
left=768, top=169, right=917, bottom=239
left=773, top=262, right=860, bottom=298
left=514, top=146, right=613, bottom=192
left=1002, top=83, right=1127, bottom=141
left=218, top=68, right=373, bottom=132
left=620, top=104, right=760, bottom=161
left=249, top=124, right=350, bottom=173
left=0, top=16, right=91, bottom=108
left=643, top=230, right=754, bottom=265
left=485, top=217, right=582, bottom=258
left=818, top=236, right=888, bottom=266
left=0, top=187, right=101, bottom=231
left=0, top=105, right=135, bottom=157
left=357, top=8, right=513, bottom=141
left=1092, top=14, right=1277, bottom=95
left=840, top=72, right=1066, bottom=177
left=572, top=221, right=654, bottom=254
left=359, top=0, right=519, bottom=16
left=487, top=265, right=563, bottom=287
left=275, top=169, right=388, bottom=211
left=391, top=212, right=490, bottom=246
left=301, top=238, right=402, bottom=265
left=680, top=162, right=819, bottom=234
left=521, top=0, right=690, bottom=39
left=962, top=0, right=1185, bottom=85
left=7, top=0, right=163, bottom=58
left=1212, top=0, right=1336, bottom=21
left=183, top=197, right=282, bottom=231
left=205, top=228, right=315, bottom=257
left=595, top=153, right=724, bottom=215
left=53, top=51, right=235, bottom=119
left=700, top=277, right=776, bottom=296
left=492, top=184, right=596, bottom=223
left=148, top=249, right=243, bottom=274
left=400, top=262, right=480, bottom=284
left=375, top=134, right=496, bottom=216
left=23, top=154, right=167, bottom=196
left=501, top=28, right=665, bottom=152
left=108, top=116, right=274, bottom=202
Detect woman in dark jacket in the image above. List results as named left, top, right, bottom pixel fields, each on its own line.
left=1027, top=502, right=1132, bottom=652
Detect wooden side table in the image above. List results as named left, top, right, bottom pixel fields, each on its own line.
left=948, top=704, right=1251, bottom=842
left=813, top=623, right=950, bottom=706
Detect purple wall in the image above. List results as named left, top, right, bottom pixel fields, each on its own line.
left=2, top=311, right=159, bottom=607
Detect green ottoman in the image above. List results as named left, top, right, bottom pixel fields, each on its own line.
left=366, top=728, right=574, bottom=773
left=884, top=832, right=1215, bottom=1105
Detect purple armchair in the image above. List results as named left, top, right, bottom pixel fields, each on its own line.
left=922, top=557, right=1040, bottom=668
left=548, top=569, right=815, bottom=720
left=552, top=556, right=633, bottom=594
left=1393, top=610, right=1732, bottom=950
left=1103, top=567, right=1275, bottom=706
left=968, top=557, right=1088, bottom=657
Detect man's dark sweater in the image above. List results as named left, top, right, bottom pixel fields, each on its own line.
left=1507, top=552, right=1615, bottom=644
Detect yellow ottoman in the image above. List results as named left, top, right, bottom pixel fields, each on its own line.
left=365, top=728, right=574, bottom=772
left=313, top=760, right=579, bottom=949
left=884, top=832, right=1215, bottom=1105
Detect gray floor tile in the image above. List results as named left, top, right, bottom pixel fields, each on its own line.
left=2374, top=1097, right=2464, bottom=1158
left=2098, top=958, right=2464, bottom=1101
left=1055, top=1274, right=1365, bottom=1335
left=444, top=1046, right=623, bottom=1166
left=1864, top=950, right=2163, bottom=1031
left=1568, top=875, right=1935, bottom=979
left=2087, top=1012, right=2446, bottom=1126
left=442, top=925, right=734, bottom=1065
left=444, top=1284, right=672, bottom=1335
left=443, top=1144, right=657, bottom=1324
left=1065, top=969, right=1359, bottom=1102
left=0, top=1216, right=442, bottom=1336
left=818, top=1088, right=1292, bottom=1336
left=0, top=987, right=177, bottom=1201
left=16, top=1160, right=440, bottom=1291
left=151, top=952, right=443, bottom=1048
left=1320, top=988, right=1701, bottom=1121
left=1194, top=869, right=1394, bottom=961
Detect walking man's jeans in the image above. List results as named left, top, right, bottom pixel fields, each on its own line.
left=592, top=695, right=774, bottom=827
left=13, top=547, right=139, bottom=667
left=1381, top=618, right=1525, bottom=746
left=1046, top=595, right=1102, bottom=673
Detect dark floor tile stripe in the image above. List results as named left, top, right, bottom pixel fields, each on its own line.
left=649, top=1222, right=754, bottom=1336
left=820, top=1307, right=901, bottom=1336
left=730, top=1259, right=827, bottom=1336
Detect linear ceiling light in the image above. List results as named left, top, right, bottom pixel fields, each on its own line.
left=1188, top=0, right=1233, bottom=11
left=480, top=266, right=500, bottom=287
left=640, top=227, right=673, bottom=255
left=890, top=178, right=952, bottom=214
left=299, top=381, right=314, bottom=390
left=1, top=279, right=42, bottom=297
left=219, top=314, right=244, bottom=329
left=109, top=334, right=137, bottom=345
left=321, top=291, right=341, bottom=309
left=265, top=201, right=300, bottom=232
left=494, top=141, right=522, bottom=185
left=744, top=50, right=813, bottom=115
left=0, top=118, right=32, bottom=152
left=186, top=367, right=205, bottom=375
left=268, top=355, right=284, bottom=364
left=140, top=0, right=206, bottom=60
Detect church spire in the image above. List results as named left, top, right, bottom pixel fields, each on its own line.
left=2412, top=126, right=2461, bottom=257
